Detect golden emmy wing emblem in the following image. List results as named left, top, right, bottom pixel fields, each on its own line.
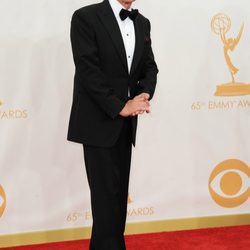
left=0, top=185, right=7, bottom=217
left=128, top=193, right=133, bottom=204
left=211, top=13, right=250, bottom=96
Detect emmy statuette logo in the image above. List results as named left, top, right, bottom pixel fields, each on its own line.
left=209, top=159, right=250, bottom=208
left=128, top=193, right=133, bottom=203
left=211, top=13, right=250, bottom=96
left=0, top=185, right=7, bottom=217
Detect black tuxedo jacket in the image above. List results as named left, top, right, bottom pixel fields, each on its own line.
left=67, top=0, right=158, bottom=147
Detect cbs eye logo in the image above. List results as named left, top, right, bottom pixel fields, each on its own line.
left=209, top=159, right=250, bottom=208
left=0, top=185, right=7, bottom=217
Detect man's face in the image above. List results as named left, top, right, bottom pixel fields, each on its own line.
left=117, top=0, right=134, bottom=10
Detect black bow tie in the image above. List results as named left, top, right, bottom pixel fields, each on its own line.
left=119, top=8, right=139, bottom=21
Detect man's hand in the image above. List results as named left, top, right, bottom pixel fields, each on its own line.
left=131, top=93, right=150, bottom=116
left=136, top=93, right=150, bottom=101
left=119, top=93, right=151, bottom=117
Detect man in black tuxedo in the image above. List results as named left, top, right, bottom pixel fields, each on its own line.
left=67, top=0, right=158, bottom=249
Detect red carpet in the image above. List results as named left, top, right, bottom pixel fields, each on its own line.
left=3, top=225, right=250, bottom=250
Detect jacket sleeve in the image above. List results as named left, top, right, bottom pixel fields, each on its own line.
left=70, top=10, right=125, bottom=119
left=136, top=19, right=159, bottom=100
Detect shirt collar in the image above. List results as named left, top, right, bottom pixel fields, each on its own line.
left=109, top=0, right=132, bottom=19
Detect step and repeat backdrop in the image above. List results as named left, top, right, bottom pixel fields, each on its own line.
left=0, top=0, right=250, bottom=241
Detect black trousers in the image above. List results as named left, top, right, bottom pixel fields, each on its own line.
left=83, top=117, right=132, bottom=250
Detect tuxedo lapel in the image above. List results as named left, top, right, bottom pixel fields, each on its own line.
left=130, top=17, right=144, bottom=75
left=98, top=0, right=129, bottom=73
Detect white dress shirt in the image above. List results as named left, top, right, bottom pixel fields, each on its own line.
left=109, top=0, right=136, bottom=74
